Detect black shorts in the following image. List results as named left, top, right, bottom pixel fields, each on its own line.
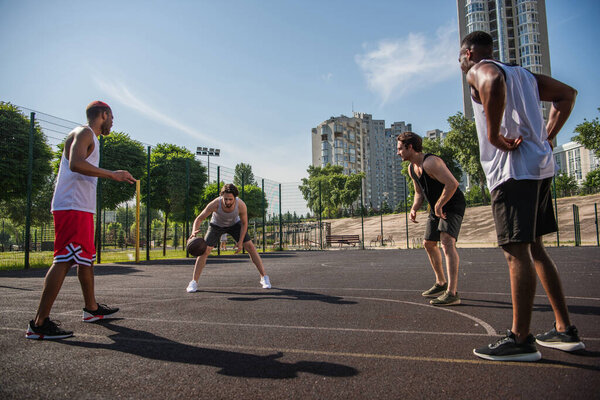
left=491, top=177, right=557, bottom=246
left=205, top=222, right=251, bottom=247
left=424, top=211, right=464, bottom=241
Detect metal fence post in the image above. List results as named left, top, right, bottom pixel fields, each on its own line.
left=592, top=203, right=600, bottom=247
left=573, top=204, right=581, bottom=246
left=24, top=112, right=35, bottom=269
left=262, top=179, right=266, bottom=253
left=553, top=176, right=560, bottom=247
left=146, top=146, right=151, bottom=261
left=278, top=183, right=283, bottom=250
left=217, top=166, right=221, bottom=256
left=360, top=178, right=365, bottom=250
left=319, top=180, right=323, bottom=249
left=96, top=135, right=104, bottom=264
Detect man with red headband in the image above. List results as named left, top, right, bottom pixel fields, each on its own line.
left=26, top=101, right=136, bottom=340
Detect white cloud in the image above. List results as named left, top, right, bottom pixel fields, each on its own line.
left=355, top=23, right=458, bottom=104
left=321, top=72, right=333, bottom=82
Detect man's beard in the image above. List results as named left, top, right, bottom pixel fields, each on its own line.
left=100, top=121, right=111, bottom=135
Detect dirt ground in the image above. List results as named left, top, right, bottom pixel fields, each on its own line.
left=326, top=193, right=600, bottom=248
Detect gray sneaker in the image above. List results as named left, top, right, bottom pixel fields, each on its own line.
left=421, top=282, right=447, bottom=297
left=535, top=322, right=585, bottom=352
left=430, top=291, right=461, bottom=306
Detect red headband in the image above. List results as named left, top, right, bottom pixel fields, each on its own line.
left=86, top=100, right=111, bottom=111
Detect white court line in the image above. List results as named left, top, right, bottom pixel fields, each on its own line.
left=2, top=286, right=599, bottom=302
left=0, top=327, right=587, bottom=370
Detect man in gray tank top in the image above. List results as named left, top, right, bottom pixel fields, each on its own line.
left=186, top=183, right=271, bottom=292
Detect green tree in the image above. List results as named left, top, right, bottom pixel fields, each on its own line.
left=100, top=132, right=147, bottom=209
left=143, top=144, right=207, bottom=255
left=572, top=107, right=600, bottom=158
left=299, top=164, right=362, bottom=218
left=3, top=175, right=54, bottom=227
left=581, top=167, right=600, bottom=195
left=445, top=112, right=488, bottom=205
left=0, top=102, right=53, bottom=204
left=554, top=172, right=578, bottom=197
left=233, top=163, right=257, bottom=186
left=196, top=181, right=268, bottom=220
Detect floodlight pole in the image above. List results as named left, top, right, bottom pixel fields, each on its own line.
left=196, top=147, right=220, bottom=184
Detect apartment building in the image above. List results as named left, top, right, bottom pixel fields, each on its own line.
left=311, top=113, right=411, bottom=210
left=457, top=0, right=551, bottom=120
left=553, top=142, right=600, bottom=184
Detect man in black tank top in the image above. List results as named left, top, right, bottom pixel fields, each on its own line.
left=397, top=132, right=465, bottom=306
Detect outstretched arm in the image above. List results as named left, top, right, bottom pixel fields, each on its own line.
left=236, top=200, right=249, bottom=254
left=69, top=128, right=136, bottom=183
left=191, top=199, right=218, bottom=237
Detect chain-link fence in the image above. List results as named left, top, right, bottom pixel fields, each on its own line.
left=1, top=104, right=600, bottom=269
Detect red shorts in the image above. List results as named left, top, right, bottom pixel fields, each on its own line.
left=53, top=210, right=96, bottom=266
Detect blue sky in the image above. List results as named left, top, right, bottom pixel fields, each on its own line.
left=1, top=0, right=599, bottom=182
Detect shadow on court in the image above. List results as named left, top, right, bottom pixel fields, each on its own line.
left=196, top=288, right=358, bottom=305
left=58, top=321, right=358, bottom=379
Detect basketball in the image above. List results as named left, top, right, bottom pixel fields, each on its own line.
left=186, top=237, right=207, bottom=257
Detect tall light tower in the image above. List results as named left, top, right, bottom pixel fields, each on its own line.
left=196, top=147, right=220, bottom=183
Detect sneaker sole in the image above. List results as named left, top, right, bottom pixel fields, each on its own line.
left=473, top=349, right=542, bottom=362
left=26, top=330, right=73, bottom=340
left=430, top=299, right=461, bottom=306
left=536, top=339, right=585, bottom=352
left=82, top=311, right=119, bottom=323
left=186, top=288, right=197, bottom=293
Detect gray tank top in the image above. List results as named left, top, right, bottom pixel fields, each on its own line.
left=210, top=197, right=240, bottom=227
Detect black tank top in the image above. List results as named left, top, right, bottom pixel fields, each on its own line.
left=409, top=154, right=465, bottom=215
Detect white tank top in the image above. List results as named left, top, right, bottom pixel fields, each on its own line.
left=51, top=126, right=100, bottom=213
left=471, top=60, right=555, bottom=191
left=210, top=197, right=240, bottom=227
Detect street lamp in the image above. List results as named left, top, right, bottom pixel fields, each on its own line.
left=196, top=147, right=220, bottom=183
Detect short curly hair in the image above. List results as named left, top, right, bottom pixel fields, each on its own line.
left=220, top=183, right=239, bottom=197
left=396, top=131, right=423, bottom=153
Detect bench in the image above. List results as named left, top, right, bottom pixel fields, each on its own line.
left=326, top=234, right=361, bottom=248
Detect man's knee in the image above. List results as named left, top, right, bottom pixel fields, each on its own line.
left=423, top=240, right=438, bottom=251
left=439, top=234, right=456, bottom=251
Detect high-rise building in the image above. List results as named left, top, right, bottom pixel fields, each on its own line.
left=457, top=0, right=551, bottom=119
left=311, top=113, right=411, bottom=210
left=553, top=142, right=600, bottom=184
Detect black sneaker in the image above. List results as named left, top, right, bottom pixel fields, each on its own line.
left=26, top=318, right=73, bottom=340
left=82, top=303, right=119, bottom=322
left=421, top=282, right=447, bottom=297
left=473, top=330, right=541, bottom=362
left=536, top=322, right=585, bottom=352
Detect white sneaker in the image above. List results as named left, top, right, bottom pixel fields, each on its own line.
left=186, top=280, right=198, bottom=293
left=260, top=275, right=271, bottom=289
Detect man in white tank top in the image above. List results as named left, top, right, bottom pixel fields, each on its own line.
left=26, top=101, right=136, bottom=340
left=186, top=183, right=271, bottom=293
left=460, top=31, right=584, bottom=361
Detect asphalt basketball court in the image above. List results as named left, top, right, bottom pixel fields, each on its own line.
left=1, top=247, right=599, bottom=399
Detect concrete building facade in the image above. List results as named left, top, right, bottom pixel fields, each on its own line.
left=457, top=0, right=551, bottom=120
left=311, top=113, right=411, bottom=211
left=553, top=142, right=600, bottom=184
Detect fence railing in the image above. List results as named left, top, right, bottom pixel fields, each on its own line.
left=2, top=105, right=600, bottom=269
